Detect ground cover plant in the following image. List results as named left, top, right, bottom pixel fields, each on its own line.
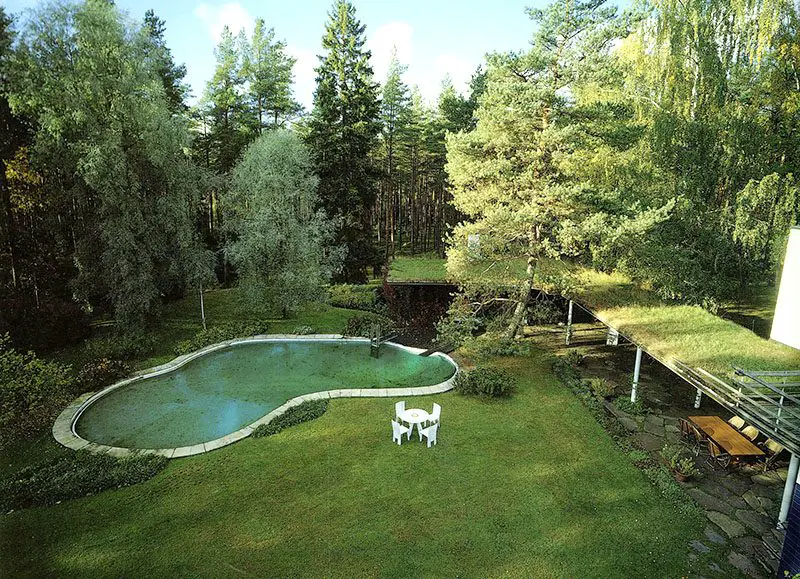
left=251, top=400, right=328, bottom=438
left=0, top=351, right=704, bottom=577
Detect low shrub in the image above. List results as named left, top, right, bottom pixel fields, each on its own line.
left=83, top=332, right=157, bottom=361
left=0, top=334, right=74, bottom=442
left=642, top=465, right=698, bottom=516
left=527, top=300, right=563, bottom=324
left=328, top=284, right=384, bottom=313
left=251, top=400, right=328, bottom=438
left=174, top=321, right=271, bottom=355
left=553, top=356, right=582, bottom=388
left=563, top=350, right=584, bottom=367
left=614, top=397, right=647, bottom=416
left=0, top=451, right=168, bottom=511
left=75, top=358, right=131, bottom=394
left=291, top=325, right=315, bottom=335
left=587, top=377, right=615, bottom=398
left=453, top=367, right=515, bottom=398
left=466, top=334, right=531, bottom=360
left=342, top=315, right=393, bottom=338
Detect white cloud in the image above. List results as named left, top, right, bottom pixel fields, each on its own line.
left=287, top=45, right=318, bottom=112
left=194, top=2, right=255, bottom=43
left=367, top=21, right=414, bottom=83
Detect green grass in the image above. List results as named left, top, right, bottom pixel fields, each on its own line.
left=388, top=255, right=450, bottom=282
left=575, top=269, right=800, bottom=377
left=406, top=255, right=799, bottom=377
left=0, top=351, right=702, bottom=577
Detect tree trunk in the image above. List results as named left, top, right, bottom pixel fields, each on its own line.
left=505, top=245, right=537, bottom=339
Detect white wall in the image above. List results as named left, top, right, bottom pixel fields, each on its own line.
left=772, top=227, right=800, bottom=350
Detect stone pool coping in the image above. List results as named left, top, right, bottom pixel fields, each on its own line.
left=52, top=334, right=458, bottom=459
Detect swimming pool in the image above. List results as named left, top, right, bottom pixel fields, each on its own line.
left=53, top=336, right=457, bottom=457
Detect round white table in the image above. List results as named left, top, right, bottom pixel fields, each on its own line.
left=400, top=408, right=430, bottom=437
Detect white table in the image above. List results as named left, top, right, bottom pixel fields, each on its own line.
left=400, top=408, right=430, bottom=438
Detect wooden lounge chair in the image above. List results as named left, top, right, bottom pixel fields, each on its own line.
left=705, top=440, right=731, bottom=469
left=727, top=415, right=746, bottom=430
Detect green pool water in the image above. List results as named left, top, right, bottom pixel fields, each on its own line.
left=74, top=340, right=456, bottom=449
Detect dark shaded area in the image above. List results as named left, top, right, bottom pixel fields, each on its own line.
left=383, top=282, right=457, bottom=348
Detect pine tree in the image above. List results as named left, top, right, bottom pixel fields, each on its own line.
left=142, top=10, right=189, bottom=115
left=307, top=0, right=381, bottom=283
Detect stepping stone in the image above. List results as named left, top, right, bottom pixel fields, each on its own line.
left=663, top=416, right=680, bottom=428
left=718, top=475, right=751, bottom=495
left=763, top=532, right=784, bottom=556
left=617, top=414, right=640, bottom=432
left=632, top=432, right=664, bottom=452
left=707, top=511, right=746, bottom=538
left=727, top=552, right=761, bottom=578
left=742, top=489, right=771, bottom=514
left=644, top=414, right=665, bottom=436
left=689, top=540, right=711, bottom=553
left=735, top=509, right=772, bottom=535
left=751, top=471, right=783, bottom=486
left=704, top=482, right=749, bottom=509
left=733, top=536, right=763, bottom=557
left=689, top=488, right=735, bottom=515
left=704, top=525, right=727, bottom=545
left=707, top=562, right=722, bottom=573
left=665, top=424, right=680, bottom=434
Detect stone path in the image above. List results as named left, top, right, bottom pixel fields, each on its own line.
left=611, top=404, right=787, bottom=578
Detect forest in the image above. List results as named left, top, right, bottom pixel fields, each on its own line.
left=1, top=0, right=799, bottom=352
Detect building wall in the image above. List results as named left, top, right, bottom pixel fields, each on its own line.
left=771, top=227, right=800, bottom=350
left=780, top=481, right=800, bottom=575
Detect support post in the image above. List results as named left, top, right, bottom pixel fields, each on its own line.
left=693, top=389, right=702, bottom=409
left=565, top=300, right=573, bottom=345
left=779, top=453, right=800, bottom=528
left=631, top=346, right=642, bottom=403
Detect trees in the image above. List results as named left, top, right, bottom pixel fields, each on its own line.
left=8, top=0, right=210, bottom=331
left=307, top=0, right=381, bottom=282
left=446, top=0, right=668, bottom=337
left=243, top=19, right=300, bottom=132
left=223, top=130, right=337, bottom=313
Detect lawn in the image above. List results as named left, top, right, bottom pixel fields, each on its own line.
left=0, top=351, right=702, bottom=577
left=390, top=255, right=800, bottom=378
left=388, top=254, right=450, bottom=282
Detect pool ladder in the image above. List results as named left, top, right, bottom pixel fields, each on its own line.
left=370, top=331, right=398, bottom=358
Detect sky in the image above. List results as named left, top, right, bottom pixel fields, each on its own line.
left=5, top=0, right=628, bottom=110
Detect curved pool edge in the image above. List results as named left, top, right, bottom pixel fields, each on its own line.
left=52, top=334, right=459, bottom=459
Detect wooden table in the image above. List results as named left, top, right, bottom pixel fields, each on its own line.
left=688, top=416, right=765, bottom=457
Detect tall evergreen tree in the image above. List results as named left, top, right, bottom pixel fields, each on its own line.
left=307, top=0, right=381, bottom=283
left=242, top=19, right=300, bottom=132
left=142, top=9, right=189, bottom=115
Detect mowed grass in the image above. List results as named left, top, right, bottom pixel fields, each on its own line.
left=393, top=255, right=800, bottom=377
left=0, top=352, right=701, bottom=577
left=388, top=255, right=450, bottom=282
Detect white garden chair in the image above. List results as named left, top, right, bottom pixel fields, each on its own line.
left=427, top=402, right=441, bottom=427
left=395, top=400, right=405, bottom=423
left=391, top=420, right=412, bottom=445
left=418, top=422, right=439, bottom=448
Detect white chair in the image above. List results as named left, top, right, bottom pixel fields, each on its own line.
left=391, top=420, right=411, bottom=445
left=418, top=422, right=439, bottom=448
left=395, top=401, right=405, bottom=422
left=427, top=402, right=441, bottom=427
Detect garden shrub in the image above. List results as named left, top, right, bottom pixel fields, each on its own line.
left=614, top=397, right=647, bottom=416
left=291, top=325, right=315, bottom=335
left=83, top=332, right=156, bottom=361
left=174, top=321, right=271, bottom=355
left=0, top=334, right=74, bottom=441
left=466, top=334, right=531, bottom=360
left=527, top=300, right=563, bottom=324
left=251, top=400, right=328, bottom=438
left=453, top=367, right=515, bottom=398
left=587, top=377, right=615, bottom=398
left=75, top=358, right=131, bottom=393
left=328, top=284, right=384, bottom=313
left=342, top=315, right=393, bottom=338
left=0, top=451, right=168, bottom=511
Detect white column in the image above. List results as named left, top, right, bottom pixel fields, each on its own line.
left=693, top=389, right=702, bottom=409
left=779, top=453, right=800, bottom=528
left=631, top=346, right=642, bottom=403
left=565, top=300, right=573, bottom=345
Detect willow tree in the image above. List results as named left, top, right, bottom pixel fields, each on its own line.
left=223, top=130, right=339, bottom=314
left=446, top=0, right=667, bottom=338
